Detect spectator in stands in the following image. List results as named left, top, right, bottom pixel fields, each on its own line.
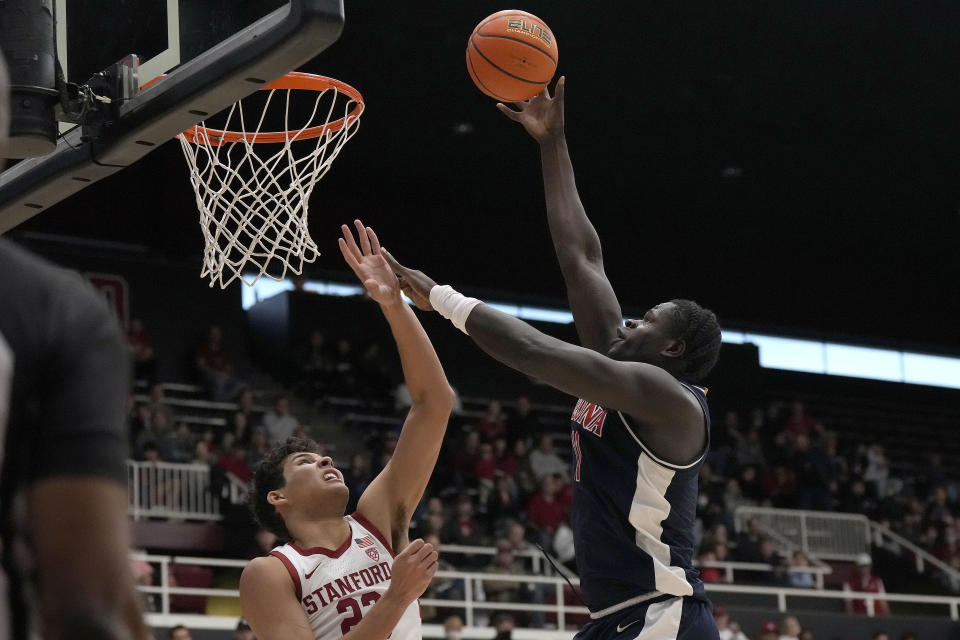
left=484, top=542, right=523, bottom=603
left=452, top=430, right=481, bottom=486
left=169, top=624, right=192, bottom=640
left=262, top=395, right=300, bottom=444
left=698, top=550, right=724, bottom=583
left=226, top=410, right=252, bottom=449
left=330, top=338, right=359, bottom=395
left=486, top=473, right=522, bottom=526
left=799, top=630, right=814, bottom=640
left=192, top=440, right=214, bottom=467
left=252, top=528, right=278, bottom=557
left=357, top=342, right=392, bottom=399
left=927, top=486, right=952, bottom=527
left=493, top=612, right=515, bottom=640
left=218, top=442, right=253, bottom=484
left=779, top=615, right=801, bottom=640
left=784, top=400, right=821, bottom=442
left=236, top=388, right=261, bottom=429
left=247, top=428, right=270, bottom=468
left=527, top=474, right=568, bottom=543
left=736, top=516, right=765, bottom=562
left=739, top=464, right=764, bottom=503
left=449, top=494, right=483, bottom=545
left=735, top=427, right=766, bottom=468
left=127, top=317, right=157, bottom=383
left=845, top=553, right=889, bottom=615
left=528, top=433, right=568, bottom=482
left=477, top=400, right=508, bottom=442
left=147, top=382, right=174, bottom=426
left=841, top=478, right=877, bottom=517
left=714, top=606, right=748, bottom=640
left=421, top=535, right=463, bottom=620
left=862, top=443, right=890, bottom=499
left=701, top=523, right=729, bottom=553
left=723, top=478, right=753, bottom=518
left=493, top=437, right=516, bottom=477
left=505, top=521, right=531, bottom=554
left=761, top=463, right=797, bottom=508
left=131, top=553, right=158, bottom=613
left=759, top=620, right=779, bottom=640
left=474, top=442, right=499, bottom=485
left=872, top=633, right=890, bottom=640
left=342, top=453, right=371, bottom=513
left=168, top=422, right=196, bottom=463
left=553, top=518, right=576, bottom=572
left=295, top=329, right=331, bottom=400
left=195, top=325, right=247, bottom=401
left=508, top=396, right=543, bottom=440
left=754, top=539, right=785, bottom=585
left=787, top=550, right=816, bottom=589
left=443, top=615, right=464, bottom=640
left=792, top=433, right=833, bottom=510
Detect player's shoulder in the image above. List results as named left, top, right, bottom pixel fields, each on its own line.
left=241, top=554, right=294, bottom=591
left=0, top=238, right=106, bottom=315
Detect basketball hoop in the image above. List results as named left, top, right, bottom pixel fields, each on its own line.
left=177, top=72, right=364, bottom=288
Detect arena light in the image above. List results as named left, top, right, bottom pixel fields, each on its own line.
left=242, top=278, right=960, bottom=390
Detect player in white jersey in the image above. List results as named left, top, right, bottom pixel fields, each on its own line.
left=240, top=221, right=455, bottom=640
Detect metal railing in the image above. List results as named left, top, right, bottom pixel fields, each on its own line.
left=134, top=553, right=959, bottom=633
left=127, top=460, right=226, bottom=521
left=735, top=506, right=871, bottom=560
left=869, top=521, right=960, bottom=591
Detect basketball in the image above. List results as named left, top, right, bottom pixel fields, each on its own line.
left=466, top=10, right=558, bottom=102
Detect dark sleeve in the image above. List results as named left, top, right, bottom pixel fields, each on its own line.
left=29, top=273, right=130, bottom=484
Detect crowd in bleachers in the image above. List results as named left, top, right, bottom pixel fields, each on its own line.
left=123, top=315, right=957, bottom=637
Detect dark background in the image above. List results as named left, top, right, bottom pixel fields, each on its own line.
left=15, top=1, right=960, bottom=353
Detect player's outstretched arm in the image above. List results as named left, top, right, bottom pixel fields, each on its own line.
left=381, top=251, right=703, bottom=461
left=498, top=77, right=623, bottom=353
left=338, top=221, right=455, bottom=546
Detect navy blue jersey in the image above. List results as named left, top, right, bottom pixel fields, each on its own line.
left=569, top=383, right=710, bottom=616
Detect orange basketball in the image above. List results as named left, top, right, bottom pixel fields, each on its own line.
left=466, top=10, right=559, bottom=103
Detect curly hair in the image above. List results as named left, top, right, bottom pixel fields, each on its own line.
left=249, top=436, right=325, bottom=541
left=667, top=299, right=721, bottom=382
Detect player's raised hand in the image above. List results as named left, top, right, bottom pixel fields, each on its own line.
left=496, top=75, right=565, bottom=143
left=338, top=220, right=401, bottom=306
left=381, top=249, right=437, bottom=312
left=385, top=539, right=439, bottom=603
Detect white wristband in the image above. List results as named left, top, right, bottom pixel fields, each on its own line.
left=429, top=285, right=483, bottom=335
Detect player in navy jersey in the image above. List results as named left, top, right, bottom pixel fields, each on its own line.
left=240, top=221, right=454, bottom=640
left=0, top=54, right=149, bottom=640
left=380, top=77, right=722, bottom=640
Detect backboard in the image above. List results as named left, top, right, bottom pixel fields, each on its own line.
left=0, top=0, right=345, bottom=231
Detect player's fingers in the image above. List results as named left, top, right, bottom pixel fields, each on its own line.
left=354, top=219, right=372, bottom=255
left=381, top=249, right=406, bottom=275
left=496, top=103, right=521, bottom=121
left=366, top=227, right=382, bottom=254
left=338, top=238, right=360, bottom=270
left=401, top=538, right=425, bottom=557
left=418, top=549, right=439, bottom=568
left=341, top=224, right=363, bottom=261
left=555, top=75, right=565, bottom=100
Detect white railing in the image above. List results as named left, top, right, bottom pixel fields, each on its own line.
left=134, top=554, right=960, bottom=633
left=870, top=521, right=960, bottom=590
left=127, top=461, right=223, bottom=521
left=735, top=506, right=870, bottom=560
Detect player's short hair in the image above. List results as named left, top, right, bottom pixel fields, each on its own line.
left=168, top=624, right=189, bottom=638
left=249, top=436, right=325, bottom=541
left=668, top=299, right=721, bottom=382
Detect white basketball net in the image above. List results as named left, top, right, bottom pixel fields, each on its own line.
left=178, top=80, right=363, bottom=288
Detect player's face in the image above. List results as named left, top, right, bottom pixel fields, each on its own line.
left=607, top=302, right=680, bottom=364
left=281, top=451, right=349, bottom=516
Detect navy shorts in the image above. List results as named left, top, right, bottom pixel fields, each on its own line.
left=574, top=596, right=719, bottom=640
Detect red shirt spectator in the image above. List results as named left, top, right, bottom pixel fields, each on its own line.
left=844, top=554, right=889, bottom=615
left=477, top=400, right=508, bottom=442
left=494, top=438, right=517, bottom=477
left=218, top=445, right=251, bottom=483
left=784, top=401, right=820, bottom=439
left=527, top=475, right=568, bottom=534
left=474, top=443, right=498, bottom=482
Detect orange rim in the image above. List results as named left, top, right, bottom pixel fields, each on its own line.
left=176, top=72, right=364, bottom=145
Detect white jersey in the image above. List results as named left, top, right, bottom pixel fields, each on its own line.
left=270, top=513, right=421, bottom=640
